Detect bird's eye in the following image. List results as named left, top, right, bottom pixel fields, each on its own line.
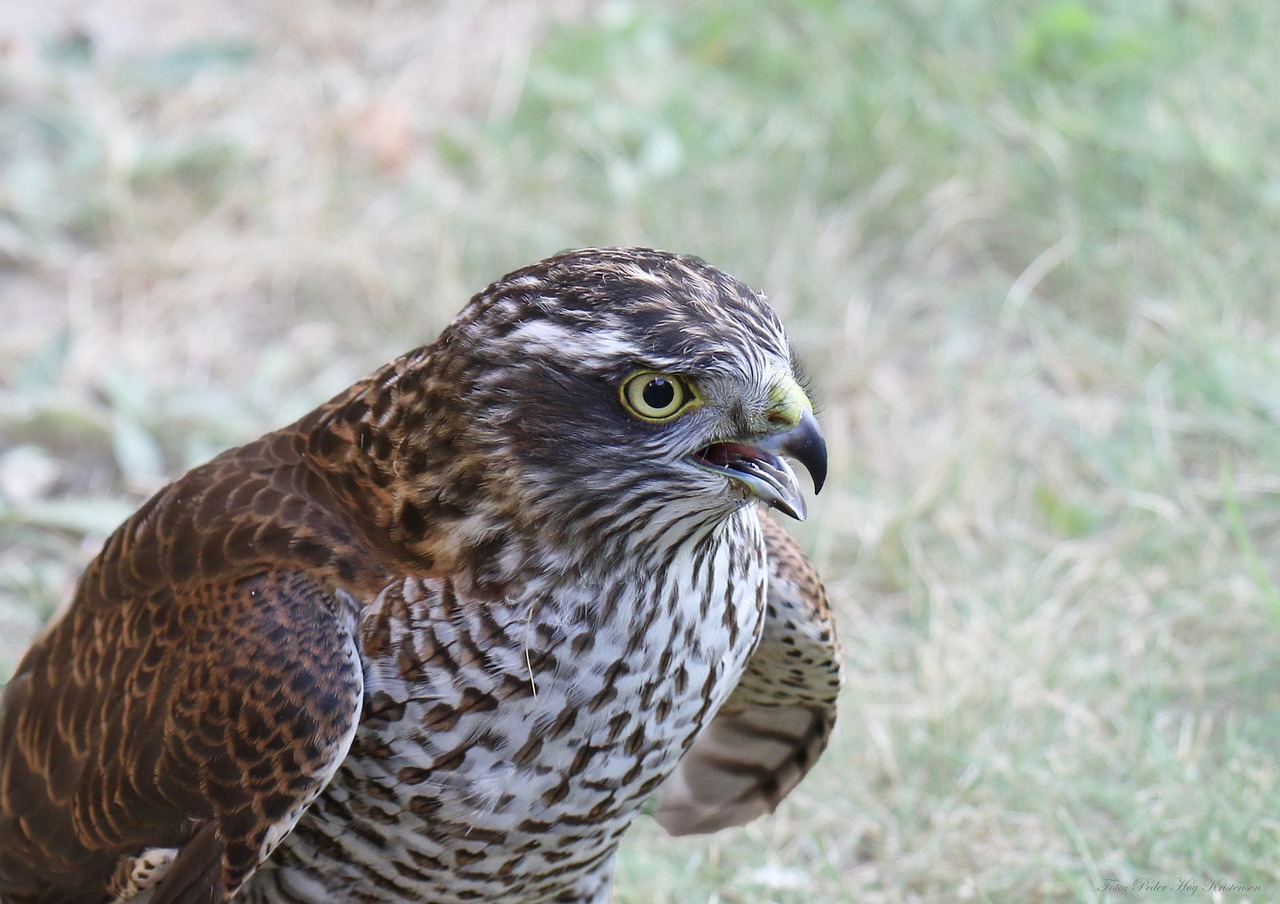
left=621, top=372, right=695, bottom=421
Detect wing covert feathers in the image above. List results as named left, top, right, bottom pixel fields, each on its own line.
left=0, top=431, right=368, bottom=904
left=654, top=509, right=842, bottom=836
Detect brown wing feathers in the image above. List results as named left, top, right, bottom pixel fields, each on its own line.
left=0, top=420, right=372, bottom=903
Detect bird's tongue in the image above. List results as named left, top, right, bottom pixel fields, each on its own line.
left=693, top=442, right=762, bottom=470
left=693, top=441, right=807, bottom=520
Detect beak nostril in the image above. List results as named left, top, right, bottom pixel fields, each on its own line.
left=766, top=411, right=792, bottom=429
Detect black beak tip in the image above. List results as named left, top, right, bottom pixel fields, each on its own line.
left=789, top=408, right=828, bottom=495
left=811, top=459, right=827, bottom=495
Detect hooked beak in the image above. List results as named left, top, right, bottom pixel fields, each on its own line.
left=690, top=380, right=828, bottom=521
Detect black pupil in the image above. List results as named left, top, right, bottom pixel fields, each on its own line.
left=643, top=378, right=677, bottom=410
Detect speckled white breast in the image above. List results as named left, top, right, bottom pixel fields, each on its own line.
left=242, top=510, right=766, bottom=904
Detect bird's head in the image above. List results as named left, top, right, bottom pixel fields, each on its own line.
left=426, top=248, right=826, bottom=537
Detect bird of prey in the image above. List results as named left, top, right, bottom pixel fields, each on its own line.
left=0, top=247, right=841, bottom=904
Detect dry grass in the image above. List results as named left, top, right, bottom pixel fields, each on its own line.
left=4, top=1, right=1280, bottom=901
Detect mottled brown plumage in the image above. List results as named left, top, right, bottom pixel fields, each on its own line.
left=0, top=248, right=840, bottom=904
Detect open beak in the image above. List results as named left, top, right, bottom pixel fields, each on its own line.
left=691, top=405, right=828, bottom=522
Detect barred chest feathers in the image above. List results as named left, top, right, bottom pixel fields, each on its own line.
left=245, top=507, right=767, bottom=903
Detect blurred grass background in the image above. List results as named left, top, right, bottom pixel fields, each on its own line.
left=3, top=0, right=1280, bottom=900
